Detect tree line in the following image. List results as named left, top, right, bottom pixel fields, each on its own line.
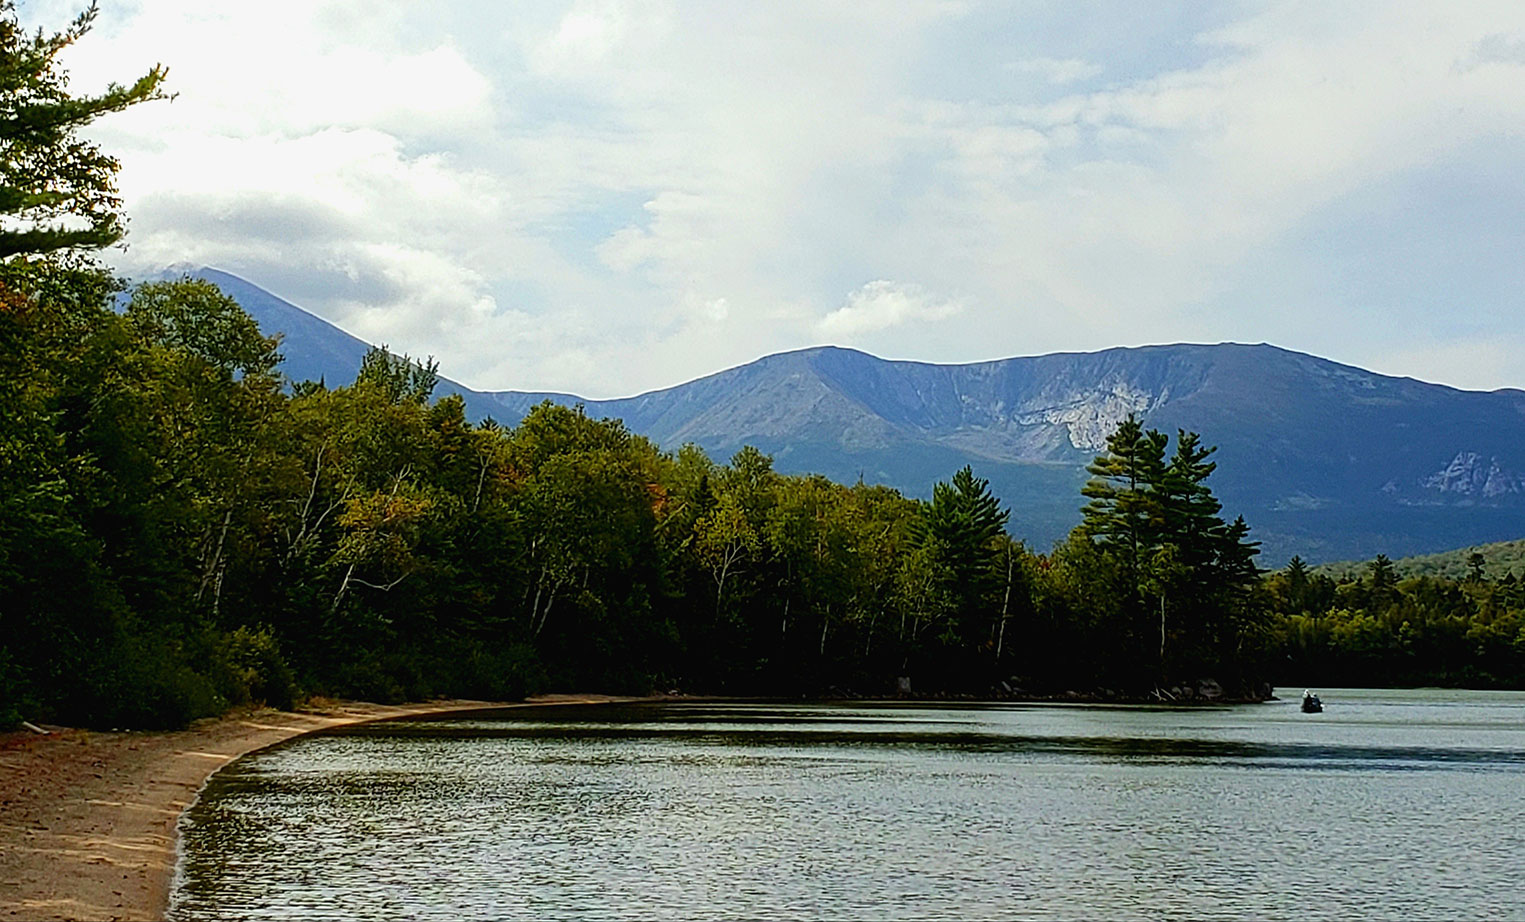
left=0, top=254, right=1275, bottom=728
left=3, top=2, right=1521, bottom=730
left=8, top=252, right=1524, bottom=729
left=1266, top=554, right=1525, bottom=688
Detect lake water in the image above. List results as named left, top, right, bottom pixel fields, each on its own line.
left=169, top=689, right=1525, bottom=920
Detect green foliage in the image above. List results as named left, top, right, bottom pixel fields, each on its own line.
left=0, top=254, right=1294, bottom=723
left=355, top=346, right=439, bottom=405
left=214, top=625, right=296, bottom=710
left=0, top=246, right=1494, bottom=720
left=1081, top=416, right=1166, bottom=572
left=3, top=5, right=1506, bottom=723
left=127, top=278, right=281, bottom=376
left=0, top=2, right=168, bottom=259
left=919, top=466, right=1009, bottom=575
left=902, top=466, right=1011, bottom=677
left=1267, top=552, right=1525, bottom=688
left=1314, top=538, right=1525, bottom=583
left=1070, top=417, right=1264, bottom=687
left=453, top=642, right=545, bottom=702
left=11, top=252, right=1514, bottom=723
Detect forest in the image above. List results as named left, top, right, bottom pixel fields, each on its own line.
left=1, top=256, right=1278, bottom=727
left=3, top=4, right=1524, bottom=730
left=1267, top=554, right=1525, bottom=689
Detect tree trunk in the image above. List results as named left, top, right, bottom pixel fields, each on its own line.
left=210, top=561, right=227, bottom=620
left=196, top=504, right=235, bottom=604
left=534, top=582, right=559, bottom=638
left=331, top=562, right=356, bottom=614
left=472, top=457, right=489, bottom=513
left=529, top=576, right=544, bottom=628
left=288, top=444, right=344, bottom=565
left=1159, top=593, right=1168, bottom=672
left=995, top=550, right=1014, bottom=662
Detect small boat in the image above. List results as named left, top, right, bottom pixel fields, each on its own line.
left=1300, top=690, right=1323, bottom=713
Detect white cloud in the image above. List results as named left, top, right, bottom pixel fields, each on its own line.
left=818, top=281, right=962, bottom=337
left=1464, top=32, right=1525, bottom=68
left=53, top=4, right=493, bottom=141
left=1009, top=56, right=1103, bottom=85
left=526, top=0, right=675, bottom=80
left=18, top=1, right=1525, bottom=396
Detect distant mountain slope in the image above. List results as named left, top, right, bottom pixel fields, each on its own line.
left=1314, top=537, right=1525, bottom=582
left=163, top=267, right=507, bottom=421
left=166, top=267, right=372, bottom=387
left=182, top=267, right=1525, bottom=565
left=475, top=344, right=1525, bottom=564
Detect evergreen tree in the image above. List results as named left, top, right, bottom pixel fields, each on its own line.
left=1285, top=555, right=1310, bottom=612
left=1078, top=419, right=1262, bottom=686
left=914, top=465, right=1010, bottom=664
left=1157, top=430, right=1222, bottom=570
left=1367, top=554, right=1398, bottom=611
left=0, top=2, right=168, bottom=260
left=921, top=466, right=1009, bottom=560
left=1080, top=415, right=1167, bottom=584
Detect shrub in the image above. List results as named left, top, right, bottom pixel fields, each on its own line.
left=216, top=625, right=298, bottom=710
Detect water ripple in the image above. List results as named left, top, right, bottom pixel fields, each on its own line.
left=171, top=691, right=1525, bottom=921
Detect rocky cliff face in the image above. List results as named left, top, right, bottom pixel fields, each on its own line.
left=1423, top=452, right=1525, bottom=499
left=1011, top=382, right=1161, bottom=453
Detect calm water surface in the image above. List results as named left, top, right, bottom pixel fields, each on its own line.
left=170, top=689, right=1525, bottom=920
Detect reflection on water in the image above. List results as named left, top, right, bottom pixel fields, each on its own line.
left=170, top=689, right=1525, bottom=920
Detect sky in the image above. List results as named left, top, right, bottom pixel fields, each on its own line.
left=24, top=0, right=1525, bottom=397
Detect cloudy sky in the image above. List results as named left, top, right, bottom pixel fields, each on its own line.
left=27, top=0, right=1525, bottom=397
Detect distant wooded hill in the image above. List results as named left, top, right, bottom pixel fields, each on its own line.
left=1314, top=537, right=1525, bottom=582
left=172, top=267, right=1525, bottom=566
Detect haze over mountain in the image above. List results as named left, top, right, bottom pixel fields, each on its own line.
left=181, top=267, right=1525, bottom=565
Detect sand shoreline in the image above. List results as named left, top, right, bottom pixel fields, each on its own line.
left=0, top=695, right=642, bottom=921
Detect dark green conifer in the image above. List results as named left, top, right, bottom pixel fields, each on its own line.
left=0, top=2, right=169, bottom=260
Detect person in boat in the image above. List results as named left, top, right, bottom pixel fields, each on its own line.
left=1301, top=689, right=1322, bottom=712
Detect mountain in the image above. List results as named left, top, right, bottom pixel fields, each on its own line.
left=162, top=267, right=371, bottom=387
left=179, top=267, right=1525, bottom=565
left=162, top=267, right=508, bottom=421
left=477, top=344, right=1525, bottom=565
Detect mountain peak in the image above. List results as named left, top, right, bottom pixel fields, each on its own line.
left=179, top=267, right=1525, bottom=564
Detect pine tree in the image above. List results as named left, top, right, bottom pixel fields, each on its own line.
left=1285, top=555, right=1310, bottom=613
left=1081, top=415, right=1167, bottom=589
left=0, top=2, right=169, bottom=260
left=915, top=465, right=1010, bottom=635
left=1157, top=429, right=1222, bottom=571
left=1079, top=418, right=1262, bottom=685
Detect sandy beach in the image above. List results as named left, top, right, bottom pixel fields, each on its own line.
left=0, top=695, right=636, bottom=921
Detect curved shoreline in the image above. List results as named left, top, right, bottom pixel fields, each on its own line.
left=0, top=695, right=644, bottom=921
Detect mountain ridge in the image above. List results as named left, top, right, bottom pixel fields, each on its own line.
left=168, top=266, right=1525, bottom=565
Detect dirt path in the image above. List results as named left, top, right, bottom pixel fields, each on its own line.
left=0, top=695, right=641, bottom=921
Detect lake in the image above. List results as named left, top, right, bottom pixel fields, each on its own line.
left=169, top=689, right=1525, bottom=920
